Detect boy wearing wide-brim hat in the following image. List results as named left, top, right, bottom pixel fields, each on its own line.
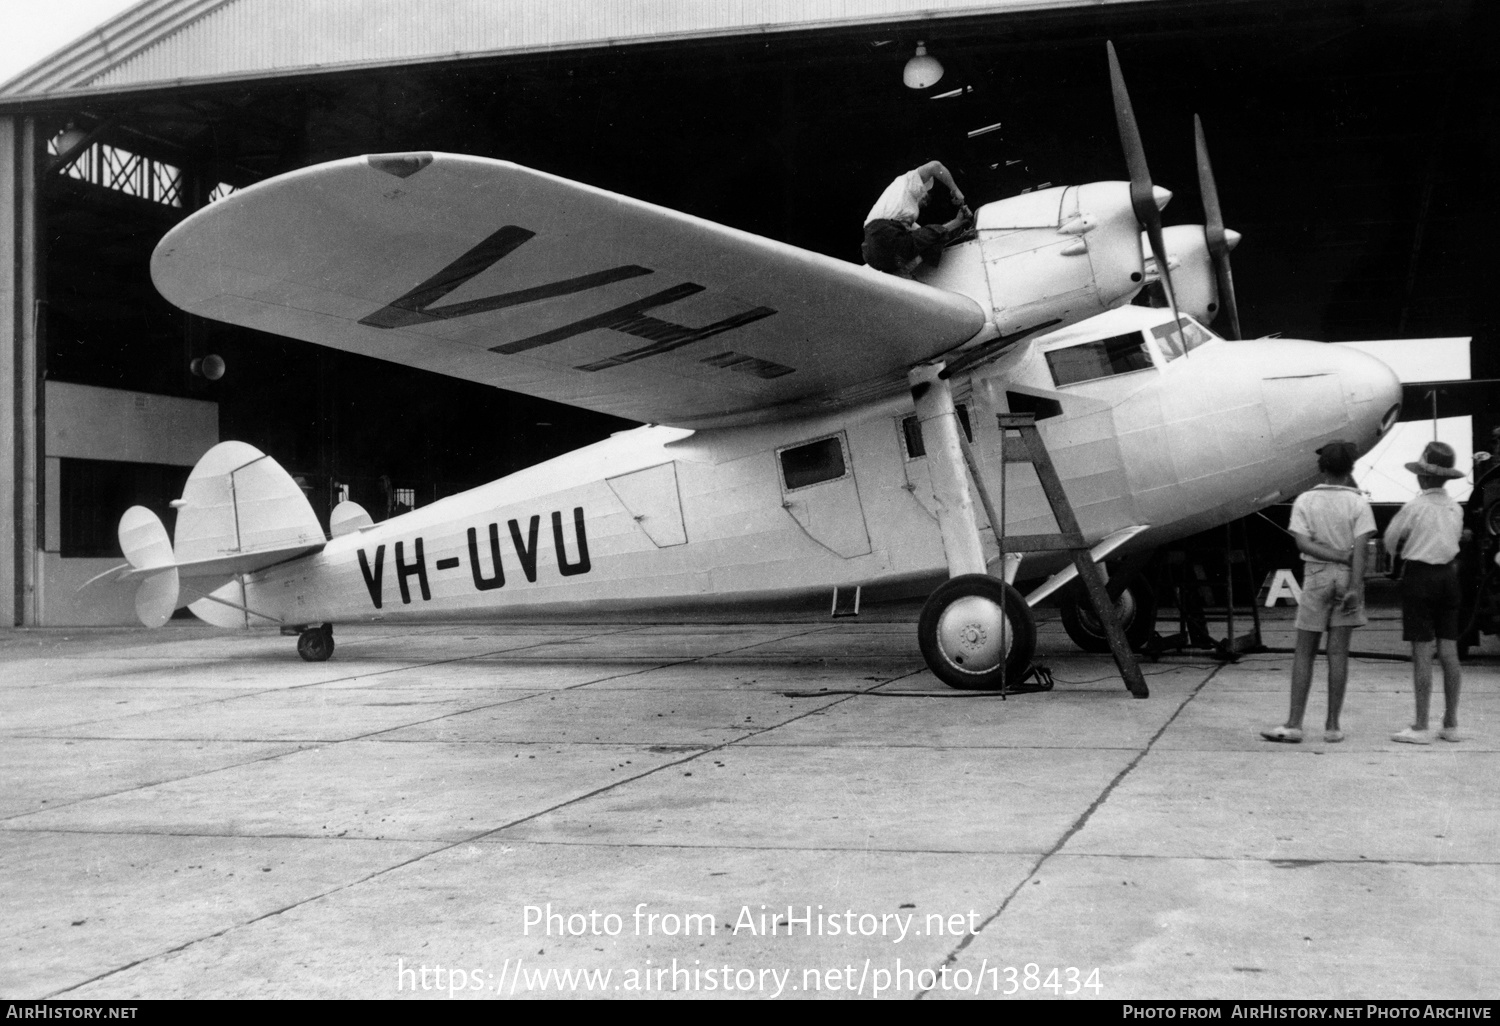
left=1384, top=440, right=1467, bottom=744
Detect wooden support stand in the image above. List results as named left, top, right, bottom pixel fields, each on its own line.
left=996, top=414, right=1149, bottom=698
left=1147, top=521, right=1265, bottom=662
left=1221, top=518, right=1265, bottom=656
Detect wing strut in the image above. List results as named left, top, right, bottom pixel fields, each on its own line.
left=909, top=364, right=988, bottom=577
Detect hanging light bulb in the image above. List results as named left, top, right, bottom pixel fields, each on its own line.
left=903, top=41, right=944, bottom=90
left=190, top=354, right=226, bottom=381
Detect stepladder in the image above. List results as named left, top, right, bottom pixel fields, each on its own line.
left=992, top=413, right=1149, bottom=698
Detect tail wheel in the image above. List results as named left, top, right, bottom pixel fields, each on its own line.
left=918, top=574, right=1037, bottom=690
left=297, top=623, right=335, bottom=662
left=1060, top=575, right=1157, bottom=653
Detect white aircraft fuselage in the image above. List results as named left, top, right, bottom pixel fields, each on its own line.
left=217, top=304, right=1401, bottom=628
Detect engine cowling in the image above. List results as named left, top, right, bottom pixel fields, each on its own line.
left=1140, top=224, right=1241, bottom=328
left=916, top=181, right=1147, bottom=336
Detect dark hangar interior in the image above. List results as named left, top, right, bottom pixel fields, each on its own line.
left=14, top=0, right=1498, bottom=537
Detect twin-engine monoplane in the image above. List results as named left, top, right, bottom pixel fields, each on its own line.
left=100, top=45, right=1403, bottom=689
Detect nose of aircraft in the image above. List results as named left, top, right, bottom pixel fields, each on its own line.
left=1256, top=339, right=1402, bottom=457
left=1332, top=342, right=1404, bottom=451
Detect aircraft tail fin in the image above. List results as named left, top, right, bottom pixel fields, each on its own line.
left=114, top=442, right=326, bottom=628
left=118, top=505, right=180, bottom=627
left=174, top=441, right=325, bottom=563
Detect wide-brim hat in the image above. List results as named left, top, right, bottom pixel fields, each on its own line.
left=1405, top=441, right=1465, bottom=479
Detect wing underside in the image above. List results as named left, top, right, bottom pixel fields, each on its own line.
left=152, top=153, right=987, bottom=426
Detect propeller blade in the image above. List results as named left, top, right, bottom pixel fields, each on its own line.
left=1194, top=114, right=1243, bottom=340
left=1107, top=41, right=1157, bottom=228
left=1107, top=42, right=1184, bottom=347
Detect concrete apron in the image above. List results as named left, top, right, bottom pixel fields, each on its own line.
left=0, top=612, right=1495, bottom=1000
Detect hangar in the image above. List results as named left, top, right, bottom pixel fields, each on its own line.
left=0, top=0, right=1493, bottom=627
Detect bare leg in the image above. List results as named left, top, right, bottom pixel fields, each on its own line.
left=1410, top=640, right=1434, bottom=731
left=1286, top=629, right=1321, bottom=729
left=1436, top=638, right=1462, bottom=729
left=1325, top=625, right=1354, bottom=732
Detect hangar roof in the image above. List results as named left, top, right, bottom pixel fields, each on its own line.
left=1, top=0, right=1141, bottom=103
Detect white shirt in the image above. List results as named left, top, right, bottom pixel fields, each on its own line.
left=864, top=170, right=932, bottom=226
left=1384, top=487, right=1462, bottom=565
left=1288, top=484, right=1376, bottom=564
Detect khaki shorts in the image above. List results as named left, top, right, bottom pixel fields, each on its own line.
left=1296, top=563, right=1366, bottom=632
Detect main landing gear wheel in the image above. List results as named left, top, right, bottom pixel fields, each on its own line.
left=918, top=574, right=1037, bottom=690
left=297, top=623, right=335, bottom=662
left=1060, top=575, right=1157, bottom=653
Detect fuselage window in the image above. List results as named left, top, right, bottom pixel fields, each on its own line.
left=1150, top=318, right=1216, bottom=360
left=1045, top=331, right=1153, bottom=387
left=780, top=436, right=848, bottom=490
left=901, top=403, right=971, bottom=460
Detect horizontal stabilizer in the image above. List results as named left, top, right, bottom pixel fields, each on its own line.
left=77, top=562, right=131, bottom=591
left=118, top=543, right=323, bottom=582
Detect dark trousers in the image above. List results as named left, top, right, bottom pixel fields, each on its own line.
left=862, top=219, right=949, bottom=274
left=1400, top=560, right=1460, bottom=642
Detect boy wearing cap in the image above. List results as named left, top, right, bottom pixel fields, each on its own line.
left=1384, top=441, right=1466, bottom=744
left=1262, top=440, right=1375, bottom=744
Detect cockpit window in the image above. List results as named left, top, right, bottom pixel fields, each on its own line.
left=1150, top=317, right=1216, bottom=360
left=1045, top=331, right=1153, bottom=387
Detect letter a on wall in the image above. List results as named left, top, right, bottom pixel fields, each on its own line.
left=1262, top=569, right=1303, bottom=607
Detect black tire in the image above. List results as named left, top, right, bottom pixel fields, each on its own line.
left=918, top=574, right=1037, bottom=690
left=1060, top=575, right=1157, bottom=653
left=297, top=623, right=335, bottom=662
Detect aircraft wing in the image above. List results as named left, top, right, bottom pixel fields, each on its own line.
left=1397, top=380, right=1500, bottom=422
left=152, top=153, right=987, bottom=426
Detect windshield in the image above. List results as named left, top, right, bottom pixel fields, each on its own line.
left=1149, top=317, right=1217, bottom=360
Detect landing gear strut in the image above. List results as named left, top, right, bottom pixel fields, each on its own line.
left=297, top=623, right=334, bottom=662
left=918, top=575, right=1036, bottom=689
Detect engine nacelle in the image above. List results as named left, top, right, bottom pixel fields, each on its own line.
left=916, top=182, right=1147, bottom=336
left=1140, top=224, right=1241, bottom=329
